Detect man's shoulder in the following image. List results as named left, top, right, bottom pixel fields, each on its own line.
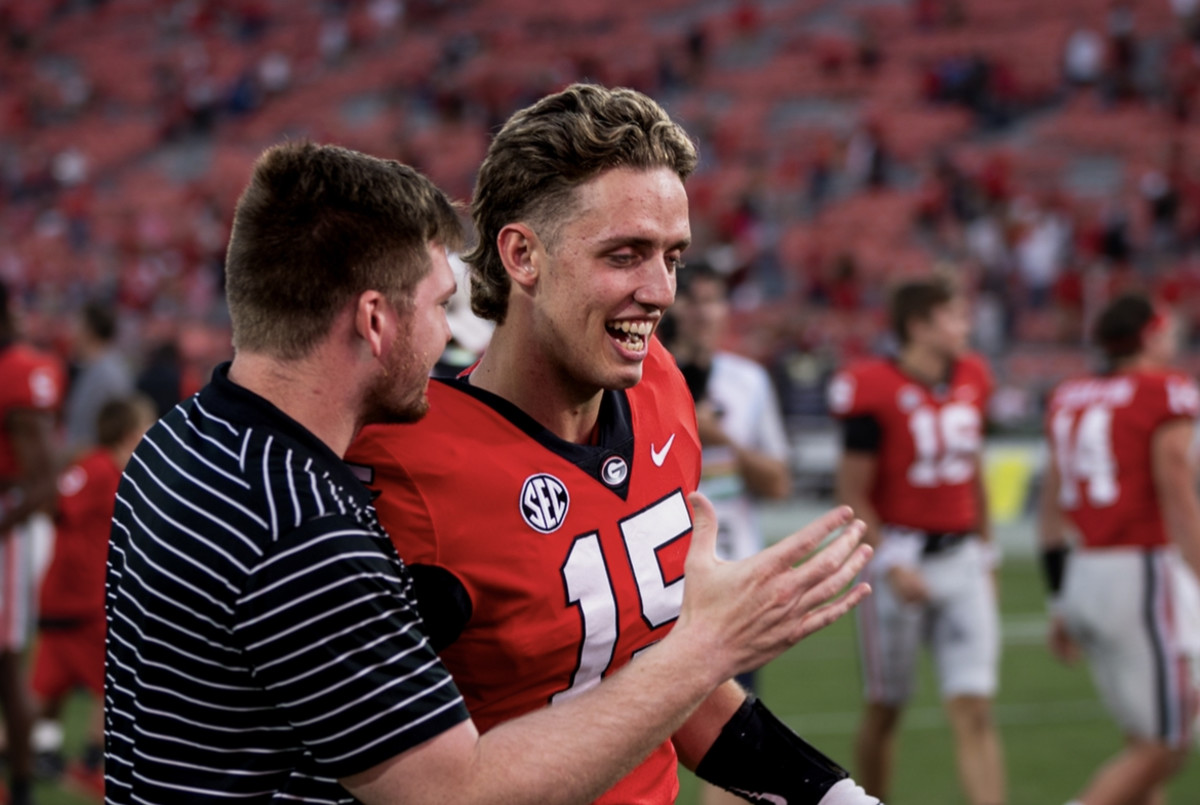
left=65, top=449, right=119, bottom=488
left=827, top=357, right=896, bottom=417
left=838, top=356, right=895, bottom=383
left=91, top=348, right=133, bottom=384
left=1133, top=369, right=1200, bottom=419
left=955, top=352, right=993, bottom=387
left=119, top=413, right=387, bottom=586
left=0, top=343, right=65, bottom=411
left=137, top=400, right=369, bottom=524
left=1048, top=371, right=1197, bottom=414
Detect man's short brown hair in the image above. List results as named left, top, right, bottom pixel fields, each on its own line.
left=225, top=141, right=463, bottom=359
left=1093, top=292, right=1157, bottom=361
left=96, top=394, right=157, bottom=449
left=465, top=83, right=698, bottom=324
left=890, top=275, right=957, bottom=346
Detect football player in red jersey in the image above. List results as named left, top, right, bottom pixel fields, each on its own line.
left=1040, top=293, right=1200, bottom=805
left=347, top=84, right=881, bottom=805
left=0, top=284, right=65, bottom=805
left=829, top=276, right=1005, bottom=805
left=31, top=394, right=156, bottom=798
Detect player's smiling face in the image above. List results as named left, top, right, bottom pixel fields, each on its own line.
left=532, top=166, right=690, bottom=393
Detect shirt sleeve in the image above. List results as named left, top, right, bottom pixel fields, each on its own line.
left=1156, top=374, right=1200, bottom=425
left=841, top=414, right=882, bottom=453
left=237, top=513, right=469, bottom=779
left=827, top=366, right=873, bottom=419
left=968, top=353, right=995, bottom=411
left=14, top=357, right=63, bottom=411
left=346, top=427, right=442, bottom=567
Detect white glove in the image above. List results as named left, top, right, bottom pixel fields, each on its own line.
left=818, top=778, right=883, bottom=805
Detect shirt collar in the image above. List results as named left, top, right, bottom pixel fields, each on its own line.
left=200, top=361, right=351, bottom=475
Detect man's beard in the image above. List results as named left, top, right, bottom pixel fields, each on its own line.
left=361, top=336, right=432, bottom=426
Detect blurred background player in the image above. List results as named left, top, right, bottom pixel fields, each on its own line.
left=63, top=301, right=133, bottom=458
left=664, top=262, right=792, bottom=677
left=665, top=262, right=792, bottom=805
left=829, top=275, right=1005, bottom=805
left=348, top=83, right=878, bottom=805
left=30, top=394, right=156, bottom=799
left=1039, top=292, right=1200, bottom=805
left=0, top=283, right=66, bottom=805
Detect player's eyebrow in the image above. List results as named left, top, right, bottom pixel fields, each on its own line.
left=596, top=235, right=691, bottom=252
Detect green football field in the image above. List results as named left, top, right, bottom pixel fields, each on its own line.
left=676, top=555, right=1200, bottom=805
left=38, top=556, right=1199, bottom=804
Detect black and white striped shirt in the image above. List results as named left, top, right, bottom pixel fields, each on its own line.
left=105, top=363, right=468, bottom=804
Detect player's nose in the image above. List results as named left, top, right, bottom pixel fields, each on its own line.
left=634, top=254, right=676, bottom=310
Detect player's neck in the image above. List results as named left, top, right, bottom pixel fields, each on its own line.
left=228, top=351, right=361, bottom=457
left=1110, top=354, right=1154, bottom=374
left=470, top=333, right=604, bottom=444
left=896, top=344, right=950, bottom=388
left=107, top=443, right=135, bottom=471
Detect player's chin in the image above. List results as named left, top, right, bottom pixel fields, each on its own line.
left=599, top=361, right=645, bottom=391
left=945, top=342, right=969, bottom=360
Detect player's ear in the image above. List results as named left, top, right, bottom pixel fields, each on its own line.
left=354, top=290, right=390, bottom=359
left=497, top=223, right=540, bottom=289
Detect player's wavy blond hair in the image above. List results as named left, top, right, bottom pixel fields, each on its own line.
left=465, top=83, right=698, bottom=324
left=226, top=141, right=463, bottom=360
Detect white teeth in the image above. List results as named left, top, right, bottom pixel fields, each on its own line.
left=606, top=321, right=649, bottom=352
left=610, top=321, right=653, bottom=336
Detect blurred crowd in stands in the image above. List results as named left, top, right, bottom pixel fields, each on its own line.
left=3, top=0, right=1200, bottom=434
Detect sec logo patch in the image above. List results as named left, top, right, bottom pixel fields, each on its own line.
left=520, top=473, right=570, bottom=533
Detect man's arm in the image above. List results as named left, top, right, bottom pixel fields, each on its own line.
left=671, top=678, right=746, bottom=769
left=1152, top=418, right=1200, bottom=580
left=1037, top=450, right=1077, bottom=664
left=833, top=451, right=880, bottom=548
left=972, top=455, right=1001, bottom=583
left=0, top=409, right=59, bottom=535
left=696, top=401, right=790, bottom=500
left=972, top=456, right=992, bottom=545
left=673, top=681, right=878, bottom=804
left=836, top=441, right=925, bottom=605
left=1036, top=454, right=1068, bottom=555
left=343, top=494, right=873, bottom=805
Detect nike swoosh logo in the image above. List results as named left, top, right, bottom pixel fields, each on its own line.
left=650, top=434, right=675, bottom=467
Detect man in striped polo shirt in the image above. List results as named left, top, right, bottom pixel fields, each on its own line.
left=106, top=141, right=874, bottom=805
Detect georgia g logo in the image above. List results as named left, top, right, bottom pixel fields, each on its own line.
left=601, top=455, right=628, bottom=487
left=520, top=473, right=570, bottom=534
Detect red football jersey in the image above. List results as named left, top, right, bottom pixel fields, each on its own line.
left=828, top=354, right=992, bottom=533
left=0, top=344, right=64, bottom=480
left=1046, top=370, right=1200, bottom=549
left=347, top=340, right=701, bottom=805
left=40, top=449, right=121, bottom=621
